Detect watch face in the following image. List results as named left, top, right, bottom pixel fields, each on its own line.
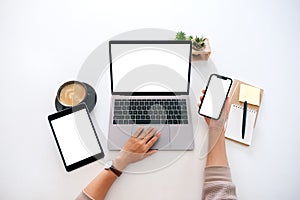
left=104, top=160, right=113, bottom=169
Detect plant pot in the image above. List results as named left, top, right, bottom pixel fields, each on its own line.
left=192, top=38, right=211, bottom=61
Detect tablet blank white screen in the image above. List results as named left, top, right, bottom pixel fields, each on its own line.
left=51, top=109, right=101, bottom=166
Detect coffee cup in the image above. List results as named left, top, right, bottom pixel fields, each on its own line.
left=55, top=81, right=97, bottom=112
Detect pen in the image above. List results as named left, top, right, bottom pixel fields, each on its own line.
left=242, top=101, right=247, bottom=139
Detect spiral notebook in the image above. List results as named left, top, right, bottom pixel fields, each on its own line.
left=225, top=104, right=257, bottom=146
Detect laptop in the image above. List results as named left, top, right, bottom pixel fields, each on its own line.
left=108, top=40, right=194, bottom=150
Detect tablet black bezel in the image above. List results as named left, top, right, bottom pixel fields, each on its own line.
left=48, top=103, right=104, bottom=172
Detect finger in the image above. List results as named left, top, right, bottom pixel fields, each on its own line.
left=199, top=89, right=205, bottom=101
left=200, top=96, right=203, bottom=101
left=222, top=97, right=230, bottom=112
left=145, top=132, right=161, bottom=149
left=205, top=117, right=210, bottom=125
left=223, top=97, right=230, bottom=117
left=144, top=149, right=158, bottom=158
left=219, top=97, right=230, bottom=120
left=144, top=128, right=157, bottom=143
left=132, top=126, right=144, bottom=138
left=198, top=96, right=203, bottom=107
left=138, top=127, right=153, bottom=139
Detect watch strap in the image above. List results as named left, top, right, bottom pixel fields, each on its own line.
left=106, top=165, right=122, bottom=177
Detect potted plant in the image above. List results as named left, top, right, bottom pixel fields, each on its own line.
left=175, top=31, right=211, bottom=61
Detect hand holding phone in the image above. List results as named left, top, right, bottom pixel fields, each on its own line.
left=198, top=74, right=232, bottom=120
left=199, top=89, right=230, bottom=130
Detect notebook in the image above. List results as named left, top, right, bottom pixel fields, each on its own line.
left=229, top=79, right=263, bottom=128
left=225, top=104, right=257, bottom=146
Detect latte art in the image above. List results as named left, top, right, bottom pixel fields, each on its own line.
left=59, top=82, right=86, bottom=106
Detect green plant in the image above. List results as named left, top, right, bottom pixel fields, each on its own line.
left=193, top=35, right=206, bottom=49
left=175, top=31, right=186, bottom=40
left=187, top=35, right=193, bottom=40
left=175, top=31, right=207, bottom=50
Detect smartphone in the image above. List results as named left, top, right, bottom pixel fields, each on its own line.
left=198, top=74, right=232, bottom=120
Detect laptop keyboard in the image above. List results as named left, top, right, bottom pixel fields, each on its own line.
left=113, top=99, right=188, bottom=125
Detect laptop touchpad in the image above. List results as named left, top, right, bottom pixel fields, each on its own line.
left=131, top=125, right=170, bottom=150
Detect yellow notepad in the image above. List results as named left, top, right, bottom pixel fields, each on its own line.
left=239, top=84, right=260, bottom=106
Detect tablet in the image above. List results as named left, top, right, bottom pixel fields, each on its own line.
left=48, top=103, right=104, bottom=172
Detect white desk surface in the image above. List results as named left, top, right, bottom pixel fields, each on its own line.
left=1, top=0, right=300, bottom=199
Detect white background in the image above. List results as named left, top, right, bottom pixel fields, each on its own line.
left=1, top=0, right=300, bottom=199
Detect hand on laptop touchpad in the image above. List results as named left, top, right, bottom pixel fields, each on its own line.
left=131, top=125, right=170, bottom=150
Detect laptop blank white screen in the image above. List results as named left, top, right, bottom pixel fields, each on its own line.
left=110, top=43, right=191, bottom=93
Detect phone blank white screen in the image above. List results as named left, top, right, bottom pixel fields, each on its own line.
left=51, top=109, right=101, bottom=166
left=200, top=76, right=231, bottom=119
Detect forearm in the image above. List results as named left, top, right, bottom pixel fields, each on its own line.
left=206, top=128, right=228, bottom=167
left=202, top=129, right=237, bottom=199
left=83, top=169, right=118, bottom=200
left=82, top=156, right=129, bottom=200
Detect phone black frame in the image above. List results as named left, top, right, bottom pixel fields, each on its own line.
left=198, top=74, right=233, bottom=120
left=48, top=103, right=104, bottom=172
left=109, top=40, right=192, bottom=96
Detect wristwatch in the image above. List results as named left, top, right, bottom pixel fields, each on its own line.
left=104, top=160, right=122, bottom=177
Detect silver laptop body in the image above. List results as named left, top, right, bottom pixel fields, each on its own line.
left=108, top=40, right=194, bottom=150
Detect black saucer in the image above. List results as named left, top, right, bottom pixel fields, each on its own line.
left=55, top=82, right=97, bottom=112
